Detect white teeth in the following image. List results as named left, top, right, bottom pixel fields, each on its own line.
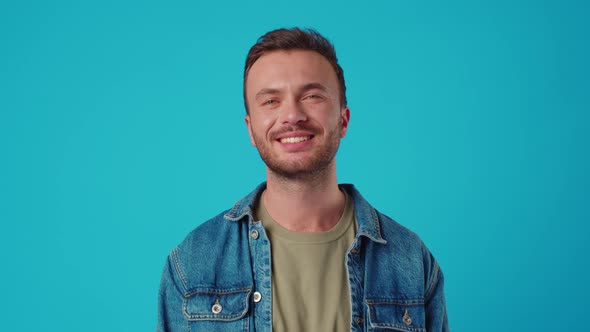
left=280, top=136, right=311, bottom=144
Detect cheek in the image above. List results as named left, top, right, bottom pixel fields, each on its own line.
left=250, top=113, right=277, bottom=138
left=322, top=113, right=342, bottom=130
left=262, top=117, right=274, bottom=128
left=260, top=113, right=279, bottom=135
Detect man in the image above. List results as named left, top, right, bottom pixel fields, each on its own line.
left=158, top=28, right=449, bottom=332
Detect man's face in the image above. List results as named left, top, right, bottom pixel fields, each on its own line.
left=244, top=50, right=350, bottom=179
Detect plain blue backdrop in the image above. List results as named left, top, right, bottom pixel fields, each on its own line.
left=1, top=0, right=588, bottom=331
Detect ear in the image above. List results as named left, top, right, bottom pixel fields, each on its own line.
left=339, top=107, right=350, bottom=138
left=244, top=115, right=257, bottom=147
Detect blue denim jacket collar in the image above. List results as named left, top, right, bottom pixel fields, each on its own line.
left=223, top=182, right=386, bottom=244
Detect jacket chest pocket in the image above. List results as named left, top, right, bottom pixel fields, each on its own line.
left=183, top=287, right=251, bottom=332
left=365, top=298, right=426, bottom=332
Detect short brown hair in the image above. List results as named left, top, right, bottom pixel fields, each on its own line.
left=243, top=27, right=347, bottom=113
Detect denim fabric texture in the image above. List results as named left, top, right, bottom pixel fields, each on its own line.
left=157, top=183, right=449, bottom=331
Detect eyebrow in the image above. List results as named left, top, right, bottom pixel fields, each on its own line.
left=301, top=82, right=329, bottom=93
left=255, top=88, right=281, bottom=100
left=254, top=82, right=330, bottom=100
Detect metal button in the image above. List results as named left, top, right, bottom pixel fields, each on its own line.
left=250, top=230, right=259, bottom=240
left=351, top=247, right=360, bottom=254
left=355, top=316, right=363, bottom=324
left=253, top=291, right=262, bottom=303
left=403, top=309, right=412, bottom=325
left=212, top=302, right=222, bottom=314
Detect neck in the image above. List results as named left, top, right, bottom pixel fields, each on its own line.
left=263, top=162, right=345, bottom=232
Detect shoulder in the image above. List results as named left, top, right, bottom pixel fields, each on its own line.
left=166, top=183, right=264, bottom=291
left=344, top=183, right=426, bottom=254
left=376, top=210, right=425, bottom=252
left=374, top=209, right=442, bottom=294
left=175, top=210, right=236, bottom=256
left=168, top=210, right=252, bottom=292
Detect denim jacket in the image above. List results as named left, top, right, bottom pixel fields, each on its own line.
left=157, top=183, right=449, bottom=331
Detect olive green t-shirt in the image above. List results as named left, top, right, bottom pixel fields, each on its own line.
left=256, top=189, right=357, bottom=332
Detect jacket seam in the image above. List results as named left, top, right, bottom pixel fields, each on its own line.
left=365, top=299, right=425, bottom=305
left=171, top=247, right=189, bottom=293
left=424, top=258, right=440, bottom=301
left=184, top=286, right=251, bottom=297
left=369, top=322, right=425, bottom=332
left=371, top=209, right=386, bottom=242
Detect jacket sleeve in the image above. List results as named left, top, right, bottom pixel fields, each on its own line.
left=423, top=249, right=450, bottom=331
left=157, top=253, right=186, bottom=332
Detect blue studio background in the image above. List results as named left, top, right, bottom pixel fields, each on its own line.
left=1, top=0, right=588, bottom=331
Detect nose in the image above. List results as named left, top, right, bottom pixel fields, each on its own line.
left=279, top=97, right=307, bottom=125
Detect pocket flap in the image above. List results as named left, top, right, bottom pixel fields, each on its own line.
left=366, top=299, right=426, bottom=332
left=183, top=287, right=251, bottom=321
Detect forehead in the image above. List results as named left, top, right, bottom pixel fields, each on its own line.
left=246, top=50, right=339, bottom=93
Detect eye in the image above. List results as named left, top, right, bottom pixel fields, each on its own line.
left=303, top=94, right=324, bottom=102
left=262, top=99, right=278, bottom=106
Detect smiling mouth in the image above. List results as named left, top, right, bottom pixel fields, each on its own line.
left=278, top=136, right=313, bottom=144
